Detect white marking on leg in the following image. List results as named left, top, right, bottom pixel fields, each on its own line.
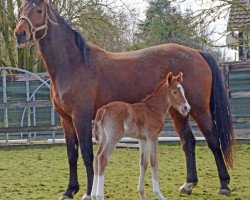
left=81, top=193, right=91, bottom=200
left=91, top=175, right=98, bottom=198
left=96, top=175, right=105, bottom=200
left=137, top=140, right=148, bottom=200
left=179, top=182, right=196, bottom=194
left=148, top=138, right=166, bottom=200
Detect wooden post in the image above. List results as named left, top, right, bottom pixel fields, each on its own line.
left=221, top=64, right=230, bottom=98
left=2, top=69, right=9, bottom=143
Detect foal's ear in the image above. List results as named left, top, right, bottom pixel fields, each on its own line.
left=166, top=72, right=173, bottom=85
left=176, top=72, right=183, bottom=82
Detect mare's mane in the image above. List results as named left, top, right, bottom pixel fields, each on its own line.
left=47, top=4, right=89, bottom=65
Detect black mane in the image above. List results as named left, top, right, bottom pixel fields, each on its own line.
left=48, top=5, right=89, bottom=66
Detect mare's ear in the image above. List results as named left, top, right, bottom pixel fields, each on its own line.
left=47, top=4, right=58, bottom=24
left=176, top=72, right=183, bottom=82
left=166, top=72, right=173, bottom=85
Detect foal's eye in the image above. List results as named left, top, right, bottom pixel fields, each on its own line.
left=173, top=91, right=178, bottom=95
left=37, top=9, right=42, bottom=14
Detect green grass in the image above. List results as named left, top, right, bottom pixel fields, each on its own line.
left=0, top=144, right=249, bottom=200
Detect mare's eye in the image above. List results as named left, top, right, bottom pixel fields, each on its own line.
left=37, top=9, right=42, bottom=14
left=173, top=91, right=177, bottom=95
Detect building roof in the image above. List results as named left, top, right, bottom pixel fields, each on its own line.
left=228, top=0, right=250, bottom=30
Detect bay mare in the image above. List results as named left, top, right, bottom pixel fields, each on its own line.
left=92, top=72, right=190, bottom=200
left=14, top=0, right=234, bottom=199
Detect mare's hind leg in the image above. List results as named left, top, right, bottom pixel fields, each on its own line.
left=59, top=117, right=79, bottom=200
left=192, top=111, right=231, bottom=195
left=137, top=140, right=148, bottom=200
left=169, top=108, right=198, bottom=195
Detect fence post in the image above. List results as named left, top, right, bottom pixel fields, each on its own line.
left=33, top=95, right=37, bottom=139
left=2, top=70, right=9, bottom=143
left=221, top=64, right=230, bottom=98
left=26, top=73, right=31, bottom=144
left=51, top=108, right=55, bottom=143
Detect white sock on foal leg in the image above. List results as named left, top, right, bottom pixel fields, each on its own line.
left=152, top=178, right=166, bottom=200
left=96, top=175, right=105, bottom=200
left=91, top=175, right=98, bottom=199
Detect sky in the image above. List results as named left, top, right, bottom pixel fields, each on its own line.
left=126, top=0, right=238, bottom=60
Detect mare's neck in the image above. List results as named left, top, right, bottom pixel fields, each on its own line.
left=142, top=85, right=170, bottom=118
left=37, top=18, right=86, bottom=81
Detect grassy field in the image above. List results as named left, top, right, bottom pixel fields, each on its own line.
left=0, top=143, right=249, bottom=200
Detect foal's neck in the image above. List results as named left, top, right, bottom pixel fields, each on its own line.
left=142, top=84, right=170, bottom=118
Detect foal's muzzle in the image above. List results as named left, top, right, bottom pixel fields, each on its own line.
left=180, top=104, right=191, bottom=117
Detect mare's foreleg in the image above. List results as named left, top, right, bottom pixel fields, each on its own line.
left=59, top=117, right=79, bottom=200
left=148, top=137, right=166, bottom=200
left=73, top=111, right=94, bottom=200
left=169, top=109, right=198, bottom=195
left=137, top=140, right=148, bottom=200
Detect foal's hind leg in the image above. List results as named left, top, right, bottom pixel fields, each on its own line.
left=95, top=136, right=120, bottom=200
left=137, top=140, right=148, bottom=200
left=192, top=111, right=231, bottom=195
left=169, top=109, right=198, bottom=195
left=92, top=140, right=106, bottom=200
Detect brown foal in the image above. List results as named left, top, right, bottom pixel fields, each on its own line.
left=91, top=72, right=191, bottom=200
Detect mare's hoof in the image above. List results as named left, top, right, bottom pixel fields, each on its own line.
left=179, top=187, right=192, bottom=195
left=218, top=188, right=231, bottom=196
left=81, top=194, right=92, bottom=200
left=58, top=195, right=72, bottom=200
left=179, top=182, right=197, bottom=195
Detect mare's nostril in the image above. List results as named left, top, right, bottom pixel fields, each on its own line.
left=16, top=31, right=26, bottom=43
left=184, top=105, right=187, bottom=111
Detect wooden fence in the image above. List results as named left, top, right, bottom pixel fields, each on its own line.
left=221, top=61, right=250, bottom=134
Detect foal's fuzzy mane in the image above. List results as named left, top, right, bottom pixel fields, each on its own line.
left=140, top=75, right=169, bottom=103
left=47, top=4, right=89, bottom=66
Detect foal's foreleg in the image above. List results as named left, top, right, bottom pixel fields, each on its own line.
left=137, top=140, right=148, bottom=200
left=148, top=138, right=166, bottom=200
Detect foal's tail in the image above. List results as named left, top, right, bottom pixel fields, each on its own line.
left=94, top=108, right=106, bottom=144
left=199, top=51, right=235, bottom=169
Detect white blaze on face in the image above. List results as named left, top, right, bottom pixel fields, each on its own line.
left=177, top=84, right=191, bottom=114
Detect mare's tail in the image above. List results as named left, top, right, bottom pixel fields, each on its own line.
left=199, top=51, right=235, bottom=169
left=94, top=108, right=106, bottom=144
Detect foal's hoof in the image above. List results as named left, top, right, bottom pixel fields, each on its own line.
left=58, top=195, right=72, bottom=200
left=218, top=188, right=231, bottom=196
left=179, top=182, right=197, bottom=195
left=81, top=194, right=92, bottom=200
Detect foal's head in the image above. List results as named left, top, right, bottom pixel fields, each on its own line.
left=166, top=72, right=191, bottom=116
left=14, top=0, right=57, bottom=47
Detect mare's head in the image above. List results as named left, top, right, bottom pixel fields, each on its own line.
left=166, top=72, right=191, bottom=116
left=14, top=0, right=57, bottom=47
